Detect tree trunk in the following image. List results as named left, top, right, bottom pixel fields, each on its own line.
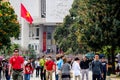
left=111, top=48, right=115, bottom=74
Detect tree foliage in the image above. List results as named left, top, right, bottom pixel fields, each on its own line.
left=0, top=0, right=20, bottom=49
left=54, top=0, right=120, bottom=72
left=54, top=15, right=83, bottom=54
left=80, top=0, right=120, bottom=51
left=54, top=0, right=120, bottom=53
left=54, top=0, right=90, bottom=54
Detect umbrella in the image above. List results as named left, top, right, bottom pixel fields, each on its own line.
left=85, top=52, right=95, bottom=59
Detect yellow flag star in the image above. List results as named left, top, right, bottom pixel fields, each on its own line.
left=26, top=12, right=30, bottom=18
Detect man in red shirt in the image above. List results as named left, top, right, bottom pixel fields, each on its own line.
left=8, top=49, right=24, bottom=80
left=45, top=56, right=56, bottom=80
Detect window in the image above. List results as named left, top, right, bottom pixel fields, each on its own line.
left=32, top=45, right=34, bottom=49
left=35, top=45, right=37, bottom=50
left=47, top=32, right=51, bottom=39
left=41, top=0, right=46, bottom=18
left=36, top=28, right=39, bottom=37
left=47, top=26, right=52, bottom=31
left=28, top=44, right=31, bottom=49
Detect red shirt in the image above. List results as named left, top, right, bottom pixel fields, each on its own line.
left=9, top=56, right=24, bottom=69
left=45, top=60, right=55, bottom=71
left=25, top=64, right=33, bottom=74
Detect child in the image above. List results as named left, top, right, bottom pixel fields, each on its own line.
left=24, top=62, right=33, bottom=80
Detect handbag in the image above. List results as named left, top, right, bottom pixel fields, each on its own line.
left=70, top=70, right=73, bottom=78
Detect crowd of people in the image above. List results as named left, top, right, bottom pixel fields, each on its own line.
left=0, top=48, right=109, bottom=80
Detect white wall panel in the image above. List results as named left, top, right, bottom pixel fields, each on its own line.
left=46, top=0, right=73, bottom=23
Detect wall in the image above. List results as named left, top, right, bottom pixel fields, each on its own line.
left=46, top=0, right=74, bottom=23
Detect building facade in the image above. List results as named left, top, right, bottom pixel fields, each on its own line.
left=9, top=0, right=73, bottom=54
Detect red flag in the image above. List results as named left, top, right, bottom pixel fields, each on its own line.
left=21, top=3, right=33, bottom=24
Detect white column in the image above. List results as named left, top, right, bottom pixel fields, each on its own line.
left=21, top=19, right=29, bottom=50
left=39, top=25, right=43, bottom=53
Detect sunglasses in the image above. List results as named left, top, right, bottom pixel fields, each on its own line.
left=14, top=51, right=19, bottom=53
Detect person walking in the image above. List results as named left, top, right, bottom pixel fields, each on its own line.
left=45, top=56, right=56, bottom=80
left=4, top=58, right=11, bottom=80
left=61, top=57, right=71, bottom=80
left=55, top=55, right=60, bottom=80
left=2, top=59, right=6, bottom=79
left=92, top=54, right=103, bottom=80
left=35, top=58, right=40, bottom=77
left=8, top=49, right=24, bottom=80
left=39, top=55, right=46, bottom=80
left=57, top=55, right=64, bottom=80
left=24, top=62, right=33, bottom=80
left=80, top=56, right=92, bottom=80
left=101, top=57, right=108, bottom=80
left=30, top=58, right=35, bottom=77
left=72, top=57, right=81, bottom=80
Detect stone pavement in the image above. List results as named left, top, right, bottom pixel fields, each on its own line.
left=31, top=75, right=41, bottom=80
left=110, top=78, right=120, bottom=80
left=108, top=76, right=120, bottom=80
left=30, top=70, right=93, bottom=80
left=31, top=70, right=118, bottom=80
left=0, top=70, right=115, bottom=80
left=31, top=71, right=55, bottom=80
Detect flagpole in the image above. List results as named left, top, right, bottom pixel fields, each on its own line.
left=21, top=0, right=25, bottom=50
left=21, top=0, right=29, bottom=50
left=21, top=0, right=24, bottom=49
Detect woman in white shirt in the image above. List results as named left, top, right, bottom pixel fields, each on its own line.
left=72, top=57, right=81, bottom=80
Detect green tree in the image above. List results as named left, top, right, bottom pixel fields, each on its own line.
left=71, top=0, right=120, bottom=73
left=54, top=0, right=87, bottom=53
left=0, top=0, right=20, bottom=49
left=8, top=43, right=20, bottom=55
left=54, top=15, right=82, bottom=54
left=54, top=0, right=120, bottom=73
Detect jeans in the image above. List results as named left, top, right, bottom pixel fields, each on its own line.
left=92, top=74, right=101, bottom=80
left=24, top=74, right=30, bottom=80
left=5, top=70, right=10, bottom=80
left=101, top=71, right=106, bottom=80
left=40, top=66, right=46, bottom=80
left=35, top=67, right=40, bottom=77
left=56, top=74, right=59, bottom=80
left=81, top=69, right=89, bottom=80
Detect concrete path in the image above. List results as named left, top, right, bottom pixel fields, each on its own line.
left=30, top=70, right=93, bottom=80
left=0, top=70, right=113, bottom=80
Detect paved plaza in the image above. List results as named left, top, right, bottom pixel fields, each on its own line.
left=0, top=70, right=118, bottom=80
left=30, top=70, right=92, bottom=80
left=30, top=71, right=119, bottom=80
